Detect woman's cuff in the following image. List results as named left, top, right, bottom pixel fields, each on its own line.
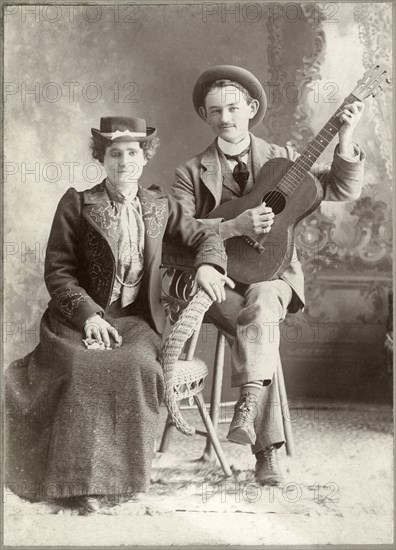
left=84, top=311, right=103, bottom=326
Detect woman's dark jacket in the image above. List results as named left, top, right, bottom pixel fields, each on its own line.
left=44, top=180, right=227, bottom=334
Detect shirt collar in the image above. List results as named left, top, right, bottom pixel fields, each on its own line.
left=105, top=178, right=139, bottom=204
left=217, top=134, right=251, bottom=157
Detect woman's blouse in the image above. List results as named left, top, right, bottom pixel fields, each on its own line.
left=105, top=179, right=145, bottom=308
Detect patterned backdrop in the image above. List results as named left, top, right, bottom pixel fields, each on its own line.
left=4, top=3, right=393, bottom=401
left=263, top=3, right=393, bottom=400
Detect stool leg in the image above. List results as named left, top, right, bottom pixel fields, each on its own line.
left=276, top=361, right=295, bottom=457
left=194, top=392, right=232, bottom=477
left=202, top=331, right=225, bottom=462
left=158, top=413, right=177, bottom=453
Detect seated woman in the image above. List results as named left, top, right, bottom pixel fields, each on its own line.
left=5, top=116, right=233, bottom=513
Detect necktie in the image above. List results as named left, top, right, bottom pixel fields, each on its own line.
left=224, top=146, right=250, bottom=192
left=115, top=198, right=145, bottom=308
left=105, top=180, right=145, bottom=308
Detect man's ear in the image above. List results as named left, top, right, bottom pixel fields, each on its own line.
left=248, top=99, right=260, bottom=119
left=198, top=105, right=207, bottom=121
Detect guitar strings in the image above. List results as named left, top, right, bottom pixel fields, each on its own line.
left=260, top=95, right=354, bottom=216
left=263, top=116, right=343, bottom=212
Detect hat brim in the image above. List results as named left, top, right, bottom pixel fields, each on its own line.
left=192, top=65, right=267, bottom=128
left=91, top=126, right=157, bottom=142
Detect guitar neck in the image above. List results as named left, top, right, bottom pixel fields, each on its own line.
left=278, top=92, right=358, bottom=195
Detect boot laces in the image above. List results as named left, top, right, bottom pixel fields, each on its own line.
left=237, top=393, right=258, bottom=421
left=262, top=445, right=277, bottom=470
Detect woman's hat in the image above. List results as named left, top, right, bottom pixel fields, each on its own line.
left=91, top=117, right=157, bottom=142
left=192, top=65, right=267, bottom=128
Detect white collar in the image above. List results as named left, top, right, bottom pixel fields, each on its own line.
left=105, top=178, right=139, bottom=204
left=217, top=134, right=251, bottom=156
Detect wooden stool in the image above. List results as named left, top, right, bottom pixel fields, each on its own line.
left=182, top=326, right=295, bottom=461
left=159, top=264, right=295, bottom=471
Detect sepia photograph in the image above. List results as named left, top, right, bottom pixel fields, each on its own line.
left=2, top=0, right=393, bottom=547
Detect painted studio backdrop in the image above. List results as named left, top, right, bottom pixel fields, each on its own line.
left=4, top=2, right=392, bottom=401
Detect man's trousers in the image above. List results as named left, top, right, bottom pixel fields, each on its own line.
left=205, top=279, right=293, bottom=453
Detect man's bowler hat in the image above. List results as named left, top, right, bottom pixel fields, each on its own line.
left=91, top=117, right=157, bottom=142
left=192, top=65, right=267, bottom=128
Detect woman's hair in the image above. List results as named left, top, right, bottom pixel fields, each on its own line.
left=202, top=79, right=254, bottom=107
left=90, top=136, right=160, bottom=163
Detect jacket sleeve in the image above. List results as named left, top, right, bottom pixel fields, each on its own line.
left=164, top=193, right=227, bottom=274
left=44, top=188, right=104, bottom=329
left=274, top=142, right=366, bottom=202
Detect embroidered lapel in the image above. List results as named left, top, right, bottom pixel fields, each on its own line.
left=82, top=180, right=118, bottom=257
left=138, top=187, right=168, bottom=270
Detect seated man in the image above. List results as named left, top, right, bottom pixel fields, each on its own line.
left=171, top=65, right=365, bottom=486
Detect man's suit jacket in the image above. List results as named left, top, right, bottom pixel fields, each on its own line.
left=172, top=133, right=365, bottom=311
left=45, top=180, right=227, bottom=333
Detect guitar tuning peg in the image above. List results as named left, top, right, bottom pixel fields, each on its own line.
left=372, top=92, right=376, bottom=98
left=386, top=77, right=391, bottom=84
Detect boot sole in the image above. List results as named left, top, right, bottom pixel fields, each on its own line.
left=255, top=473, right=284, bottom=487
left=227, top=427, right=256, bottom=446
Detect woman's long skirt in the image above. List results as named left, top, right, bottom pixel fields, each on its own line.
left=5, top=307, right=164, bottom=502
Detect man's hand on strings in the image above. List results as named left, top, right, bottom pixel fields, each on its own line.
left=233, top=203, right=274, bottom=238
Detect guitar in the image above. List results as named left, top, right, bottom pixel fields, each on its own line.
left=207, top=65, right=390, bottom=285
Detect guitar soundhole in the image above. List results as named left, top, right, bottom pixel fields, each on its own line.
left=263, top=191, right=286, bottom=215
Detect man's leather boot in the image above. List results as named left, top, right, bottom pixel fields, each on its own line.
left=227, top=392, right=259, bottom=445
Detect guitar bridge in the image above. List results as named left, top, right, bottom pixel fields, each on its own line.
left=243, top=236, right=266, bottom=253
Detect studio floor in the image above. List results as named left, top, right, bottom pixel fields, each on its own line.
left=4, top=401, right=393, bottom=547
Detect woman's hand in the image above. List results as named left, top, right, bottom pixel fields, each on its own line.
left=190, top=265, right=235, bottom=303
left=84, top=314, right=121, bottom=348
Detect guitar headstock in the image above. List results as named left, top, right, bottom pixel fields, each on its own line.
left=352, top=65, right=391, bottom=101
